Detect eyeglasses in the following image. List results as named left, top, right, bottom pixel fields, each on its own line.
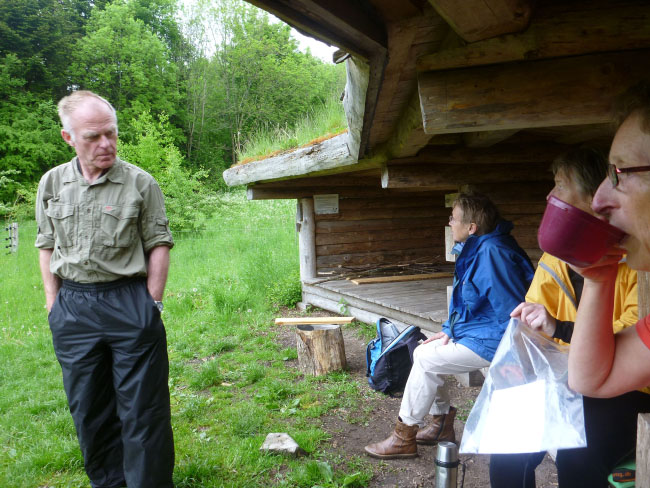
left=607, top=163, right=650, bottom=187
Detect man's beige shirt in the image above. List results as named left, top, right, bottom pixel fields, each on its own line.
left=35, top=157, right=174, bottom=283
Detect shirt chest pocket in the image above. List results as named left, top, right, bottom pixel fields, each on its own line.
left=46, top=202, right=76, bottom=247
left=101, top=205, right=139, bottom=247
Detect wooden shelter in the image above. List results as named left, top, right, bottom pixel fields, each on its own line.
left=223, top=0, right=650, bottom=333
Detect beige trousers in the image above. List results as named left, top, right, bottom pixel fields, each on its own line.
left=398, top=338, right=490, bottom=427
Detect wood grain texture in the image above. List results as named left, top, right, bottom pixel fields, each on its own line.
left=275, top=317, right=354, bottom=325
left=351, top=272, right=454, bottom=285
left=639, top=271, right=650, bottom=319
left=418, top=1, right=650, bottom=72
left=637, top=413, right=650, bottom=487
left=296, top=324, right=347, bottom=376
left=382, top=163, right=550, bottom=188
left=427, top=0, right=532, bottom=42
left=418, top=50, right=650, bottom=135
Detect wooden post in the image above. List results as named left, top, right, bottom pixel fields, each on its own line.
left=445, top=192, right=457, bottom=263
left=639, top=271, right=650, bottom=319
left=445, top=226, right=456, bottom=262
left=295, top=324, right=347, bottom=376
left=637, top=413, right=650, bottom=487
left=638, top=274, right=650, bottom=487
left=298, top=198, right=316, bottom=281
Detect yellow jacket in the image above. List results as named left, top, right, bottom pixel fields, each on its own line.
left=527, top=253, right=649, bottom=394
left=526, top=253, right=638, bottom=339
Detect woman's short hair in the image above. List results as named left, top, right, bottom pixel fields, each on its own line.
left=551, top=146, right=608, bottom=198
left=453, top=192, right=501, bottom=236
left=613, top=80, right=650, bottom=133
left=57, top=90, right=117, bottom=140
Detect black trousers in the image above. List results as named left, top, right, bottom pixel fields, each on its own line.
left=49, top=278, right=174, bottom=488
left=489, top=391, right=650, bottom=488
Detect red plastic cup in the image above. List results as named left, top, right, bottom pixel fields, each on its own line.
left=537, top=196, right=626, bottom=267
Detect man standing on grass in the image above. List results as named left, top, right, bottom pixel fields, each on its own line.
left=35, top=90, right=175, bottom=488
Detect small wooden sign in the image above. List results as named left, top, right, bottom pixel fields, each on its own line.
left=313, top=194, right=339, bottom=214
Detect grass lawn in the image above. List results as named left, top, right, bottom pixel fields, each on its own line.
left=0, top=189, right=376, bottom=488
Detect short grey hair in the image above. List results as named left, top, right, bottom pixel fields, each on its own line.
left=57, top=90, right=117, bottom=141
left=613, top=80, right=650, bottom=133
left=551, top=146, right=608, bottom=198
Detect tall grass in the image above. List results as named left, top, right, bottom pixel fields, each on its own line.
left=237, top=96, right=347, bottom=164
left=0, top=189, right=373, bottom=487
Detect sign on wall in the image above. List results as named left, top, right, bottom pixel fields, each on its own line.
left=313, top=194, right=339, bottom=215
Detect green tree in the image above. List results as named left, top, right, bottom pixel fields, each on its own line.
left=182, top=0, right=345, bottom=176
left=0, top=55, right=72, bottom=203
left=0, top=0, right=107, bottom=98
left=68, top=0, right=182, bottom=144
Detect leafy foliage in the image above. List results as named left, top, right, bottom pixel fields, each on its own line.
left=68, top=0, right=182, bottom=144
left=0, top=55, right=72, bottom=202
left=183, top=0, right=345, bottom=172
left=265, top=269, right=303, bottom=310
left=0, top=0, right=104, bottom=97
left=118, top=111, right=217, bottom=232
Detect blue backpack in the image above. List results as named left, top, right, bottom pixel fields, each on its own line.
left=366, top=318, right=426, bottom=395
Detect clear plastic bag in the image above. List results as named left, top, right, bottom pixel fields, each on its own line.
left=459, top=318, right=586, bottom=454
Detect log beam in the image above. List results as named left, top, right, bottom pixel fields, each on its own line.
left=418, top=1, right=650, bottom=72
left=418, top=50, right=650, bottom=135
left=298, top=198, right=316, bottom=281
left=427, top=0, right=532, bottom=43
left=223, top=133, right=358, bottom=187
left=245, top=0, right=386, bottom=58
left=463, top=130, right=519, bottom=148
left=397, top=142, right=569, bottom=165
left=343, top=56, right=368, bottom=160
left=246, top=186, right=439, bottom=200
left=382, top=163, right=550, bottom=189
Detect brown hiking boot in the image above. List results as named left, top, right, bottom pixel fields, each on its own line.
left=416, top=406, right=457, bottom=445
left=364, top=419, right=419, bottom=459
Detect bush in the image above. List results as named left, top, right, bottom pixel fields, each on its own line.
left=118, top=111, right=217, bottom=232
left=265, top=270, right=302, bottom=310
left=0, top=171, right=37, bottom=220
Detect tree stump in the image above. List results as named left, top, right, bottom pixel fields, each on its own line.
left=295, top=324, right=347, bottom=376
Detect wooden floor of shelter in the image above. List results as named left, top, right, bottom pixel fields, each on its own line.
left=302, top=276, right=453, bottom=332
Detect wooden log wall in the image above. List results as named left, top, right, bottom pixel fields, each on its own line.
left=249, top=164, right=554, bottom=275
left=314, top=192, right=450, bottom=274
left=311, top=182, right=550, bottom=274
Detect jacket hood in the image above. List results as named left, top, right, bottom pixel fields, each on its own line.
left=460, top=220, right=514, bottom=257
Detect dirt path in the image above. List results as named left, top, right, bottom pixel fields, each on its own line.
left=275, top=314, right=559, bottom=487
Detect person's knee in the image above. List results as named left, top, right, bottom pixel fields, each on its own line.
left=412, top=343, right=436, bottom=369
left=412, top=343, right=425, bottom=364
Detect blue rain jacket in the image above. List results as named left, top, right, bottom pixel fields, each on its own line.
left=442, top=220, right=535, bottom=361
